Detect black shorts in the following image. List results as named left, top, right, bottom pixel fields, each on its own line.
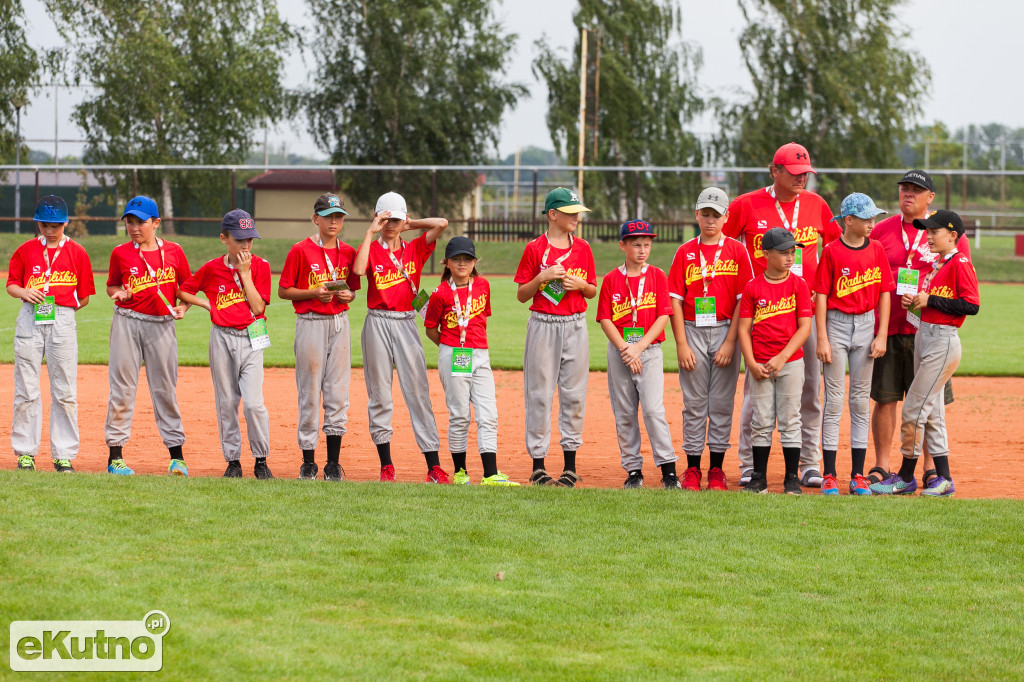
left=870, top=333, right=954, bottom=404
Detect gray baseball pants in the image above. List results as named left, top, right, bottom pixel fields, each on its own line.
left=749, top=358, right=804, bottom=448
left=900, top=322, right=961, bottom=459
left=678, top=320, right=741, bottom=458
left=209, top=325, right=270, bottom=461
left=361, top=309, right=439, bottom=452
left=294, top=312, right=351, bottom=450
left=606, top=342, right=676, bottom=471
left=523, top=312, right=589, bottom=458
left=105, top=307, right=185, bottom=448
left=11, top=303, right=80, bottom=459
left=437, top=344, right=498, bottom=454
left=821, top=310, right=876, bottom=449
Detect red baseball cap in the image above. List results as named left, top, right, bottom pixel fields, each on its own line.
left=773, top=142, right=816, bottom=175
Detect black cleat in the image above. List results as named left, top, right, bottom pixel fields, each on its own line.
left=623, top=470, right=644, bottom=489
left=298, top=462, right=318, bottom=480
left=223, top=461, right=242, bottom=478
left=323, top=462, right=343, bottom=482
left=743, top=471, right=769, bottom=494
left=254, top=459, right=274, bottom=480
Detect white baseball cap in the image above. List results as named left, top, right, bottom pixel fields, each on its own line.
left=375, top=191, right=408, bottom=221
left=695, top=187, right=729, bottom=214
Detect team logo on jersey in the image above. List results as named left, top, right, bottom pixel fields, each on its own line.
left=442, top=294, right=488, bottom=328
left=218, top=285, right=226, bottom=293
left=836, top=267, right=882, bottom=298
left=311, top=263, right=320, bottom=271
left=959, top=256, right=969, bottom=263
left=928, top=285, right=955, bottom=299
left=612, top=293, right=621, bottom=302
left=686, top=252, right=696, bottom=260
left=374, top=262, right=418, bottom=290
left=757, top=220, right=768, bottom=230
left=32, top=265, right=41, bottom=274
left=26, top=272, right=78, bottom=289
left=375, top=265, right=384, bottom=273
left=758, top=298, right=767, bottom=307
left=130, top=267, right=139, bottom=275
left=215, top=290, right=246, bottom=310
left=841, top=268, right=850, bottom=276
left=684, top=260, right=740, bottom=286
left=610, top=292, right=657, bottom=322
left=565, top=267, right=588, bottom=280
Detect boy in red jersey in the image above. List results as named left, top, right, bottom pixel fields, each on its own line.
left=815, top=194, right=894, bottom=495
left=737, top=228, right=813, bottom=494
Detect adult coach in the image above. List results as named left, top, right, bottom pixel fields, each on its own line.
left=723, top=142, right=839, bottom=487
left=868, top=170, right=971, bottom=485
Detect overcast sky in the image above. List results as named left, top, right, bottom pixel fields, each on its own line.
left=16, top=0, right=1024, bottom=162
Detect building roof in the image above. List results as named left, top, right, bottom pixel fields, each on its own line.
left=246, top=169, right=336, bottom=191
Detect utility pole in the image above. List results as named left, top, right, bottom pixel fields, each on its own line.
left=577, top=28, right=588, bottom=199
left=13, top=94, right=25, bottom=234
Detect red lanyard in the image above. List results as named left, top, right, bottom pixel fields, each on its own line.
left=134, top=240, right=176, bottom=315
left=448, top=278, right=474, bottom=347
left=38, top=235, right=68, bottom=296
left=618, top=264, right=648, bottom=326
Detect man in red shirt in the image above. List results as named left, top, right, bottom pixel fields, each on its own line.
left=723, top=142, right=840, bottom=487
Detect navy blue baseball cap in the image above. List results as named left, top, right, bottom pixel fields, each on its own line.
left=222, top=209, right=261, bottom=239
left=620, top=219, right=657, bottom=240
left=122, top=196, right=160, bottom=221
left=34, top=195, right=69, bottom=223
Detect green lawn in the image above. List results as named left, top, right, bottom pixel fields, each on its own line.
left=2, top=472, right=1022, bottom=679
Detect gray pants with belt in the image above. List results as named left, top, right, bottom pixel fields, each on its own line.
left=749, top=358, right=805, bottom=448
left=678, top=320, right=741, bottom=458
left=606, top=342, right=676, bottom=471
left=821, top=309, right=876, bottom=450
left=900, top=322, right=961, bottom=459
left=437, top=344, right=498, bottom=454
left=209, top=325, right=270, bottom=461
left=294, top=311, right=351, bottom=450
left=361, top=309, right=439, bottom=452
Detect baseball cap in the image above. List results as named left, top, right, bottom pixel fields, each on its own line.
left=619, top=219, right=657, bottom=240
left=773, top=142, right=816, bottom=175
left=34, top=195, right=68, bottom=223
left=761, top=227, right=798, bottom=252
left=375, top=191, right=408, bottom=221
left=832, top=192, right=887, bottom=223
left=913, top=209, right=965, bottom=238
left=221, top=209, right=262, bottom=239
left=542, top=187, right=590, bottom=215
left=444, top=236, right=477, bottom=260
left=122, top=196, right=160, bottom=221
left=897, top=169, right=934, bottom=192
left=314, top=193, right=349, bottom=216
left=695, top=187, right=729, bottom=214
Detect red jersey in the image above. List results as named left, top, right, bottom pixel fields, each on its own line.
left=107, top=240, right=191, bottom=317
left=423, top=276, right=491, bottom=348
left=514, top=234, right=597, bottom=315
left=7, top=236, right=95, bottom=308
left=364, top=234, right=436, bottom=311
left=815, top=237, right=894, bottom=314
left=739, top=274, right=813, bottom=364
left=279, top=236, right=361, bottom=315
left=668, top=236, right=753, bottom=321
left=723, top=186, right=839, bottom=291
left=596, top=265, right=673, bottom=343
left=870, top=214, right=973, bottom=335
left=920, top=251, right=979, bottom=327
left=179, top=255, right=271, bottom=330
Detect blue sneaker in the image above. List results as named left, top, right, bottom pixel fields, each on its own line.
left=821, top=474, right=840, bottom=495
left=108, top=458, right=134, bottom=476
left=869, top=473, right=916, bottom=495
left=921, top=476, right=955, bottom=497
left=849, top=474, right=872, bottom=496
left=168, top=459, right=188, bottom=477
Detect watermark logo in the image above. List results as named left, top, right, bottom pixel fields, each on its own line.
left=10, top=610, right=169, bottom=672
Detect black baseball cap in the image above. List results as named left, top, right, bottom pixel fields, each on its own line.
left=444, top=236, right=477, bottom=260
left=314, top=193, right=349, bottom=216
left=913, top=209, right=964, bottom=238
left=761, top=227, right=798, bottom=252
left=898, top=169, right=934, bottom=192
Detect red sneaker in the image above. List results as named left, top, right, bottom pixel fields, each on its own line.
left=707, top=467, right=728, bottom=491
left=682, top=466, right=702, bottom=491
left=379, top=464, right=396, bottom=482
left=426, top=465, right=451, bottom=484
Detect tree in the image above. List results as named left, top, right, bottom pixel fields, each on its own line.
left=533, top=0, right=704, bottom=221
left=721, top=0, right=930, bottom=171
left=45, top=0, right=297, bottom=232
left=0, top=0, right=41, bottom=164
left=304, top=0, right=526, bottom=217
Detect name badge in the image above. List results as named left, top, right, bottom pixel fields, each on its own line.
left=790, top=248, right=803, bottom=277
left=247, top=318, right=271, bottom=350
left=896, top=268, right=919, bottom=296
left=623, top=326, right=644, bottom=344
left=695, top=297, right=717, bottom=327
left=907, top=307, right=922, bottom=330
left=34, top=296, right=57, bottom=326
left=451, top=347, right=473, bottom=376
left=540, top=279, right=566, bottom=305
left=412, top=289, right=430, bottom=319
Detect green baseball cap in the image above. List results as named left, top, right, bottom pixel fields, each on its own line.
left=542, top=187, right=591, bottom=215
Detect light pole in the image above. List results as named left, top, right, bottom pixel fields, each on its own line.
left=13, top=94, right=25, bottom=234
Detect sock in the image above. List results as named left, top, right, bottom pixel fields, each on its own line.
left=562, top=451, right=576, bottom=472
left=661, top=462, right=676, bottom=478
left=451, top=451, right=467, bottom=473
left=108, top=446, right=123, bottom=464
left=709, top=451, right=725, bottom=470
left=302, top=449, right=315, bottom=464
left=326, top=435, right=341, bottom=464
left=169, top=445, right=183, bottom=461
left=532, top=457, right=546, bottom=472
left=782, top=447, right=801, bottom=478
left=752, top=446, right=770, bottom=475
left=686, top=455, right=701, bottom=469
left=376, top=442, right=393, bottom=467
left=255, top=457, right=266, bottom=465
left=851, top=448, right=867, bottom=477
left=822, top=449, right=837, bottom=477
left=933, top=455, right=951, bottom=481
left=898, top=457, right=918, bottom=483
left=424, top=451, right=440, bottom=469
left=481, top=452, right=498, bottom=478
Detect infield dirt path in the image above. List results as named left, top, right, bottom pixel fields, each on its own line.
left=2, top=366, right=1021, bottom=498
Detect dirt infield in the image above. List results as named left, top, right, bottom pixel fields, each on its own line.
left=2, top=365, right=1021, bottom=498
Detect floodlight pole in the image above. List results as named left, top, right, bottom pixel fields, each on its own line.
left=14, top=99, right=23, bottom=234
left=577, top=28, right=588, bottom=199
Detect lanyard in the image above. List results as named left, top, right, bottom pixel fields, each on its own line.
left=379, top=237, right=419, bottom=296
left=902, top=223, right=927, bottom=269
left=227, top=259, right=258, bottom=322
left=920, top=249, right=957, bottom=293
left=767, top=186, right=800, bottom=233
left=697, top=237, right=726, bottom=297
left=449, top=278, right=474, bottom=347
left=37, top=235, right=68, bottom=296
left=618, top=264, right=648, bottom=326
left=315, top=235, right=341, bottom=282
left=541, top=233, right=574, bottom=269
left=134, top=240, right=176, bottom=315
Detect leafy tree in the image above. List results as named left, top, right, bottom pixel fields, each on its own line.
left=0, top=0, right=41, bottom=164
left=45, top=0, right=297, bottom=232
left=304, top=0, right=526, bottom=217
left=533, top=0, right=704, bottom=221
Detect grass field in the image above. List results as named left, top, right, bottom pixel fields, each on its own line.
left=2, top=471, right=1023, bottom=679
left=0, top=275, right=1021, bottom=375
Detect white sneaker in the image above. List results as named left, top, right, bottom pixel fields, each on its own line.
left=739, top=468, right=753, bottom=486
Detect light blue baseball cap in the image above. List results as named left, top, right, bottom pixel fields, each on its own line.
left=831, top=193, right=887, bottom=223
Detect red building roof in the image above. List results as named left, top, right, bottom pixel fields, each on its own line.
left=246, top=170, right=336, bottom=191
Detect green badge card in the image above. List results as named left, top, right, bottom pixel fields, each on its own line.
left=790, top=247, right=803, bottom=276
left=412, top=289, right=430, bottom=319
left=540, top=279, right=566, bottom=305
left=896, top=267, right=919, bottom=296
left=695, top=296, right=717, bottom=327
left=451, top=347, right=473, bottom=376
left=34, top=296, right=56, bottom=326
left=623, top=326, right=644, bottom=344
left=907, top=306, right=922, bottom=329
left=247, top=318, right=271, bottom=350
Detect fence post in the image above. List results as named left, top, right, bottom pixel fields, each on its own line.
left=633, top=170, right=640, bottom=218
left=945, top=174, right=951, bottom=211
left=973, top=219, right=980, bottom=251
left=132, top=168, right=138, bottom=197
left=34, top=170, right=39, bottom=207
left=230, top=170, right=237, bottom=211
left=531, top=169, right=538, bottom=237
left=840, top=172, right=847, bottom=198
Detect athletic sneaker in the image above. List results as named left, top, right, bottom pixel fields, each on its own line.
left=254, top=460, right=274, bottom=480
left=743, top=471, right=768, bottom=494
left=867, top=467, right=890, bottom=485
left=682, top=467, right=702, bottom=491
left=107, top=458, right=134, bottom=476
left=623, top=470, right=644, bottom=489
left=453, top=468, right=471, bottom=485
left=739, top=468, right=753, bottom=486
left=379, top=464, right=396, bottom=482
left=557, top=470, right=582, bottom=488
left=800, top=469, right=823, bottom=488
left=53, top=459, right=75, bottom=473
left=784, top=473, right=802, bottom=495
left=298, top=462, right=318, bottom=480
left=529, top=469, right=556, bottom=486
left=920, top=476, right=955, bottom=497
left=481, top=472, right=520, bottom=487
left=16, top=455, right=35, bottom=471
left=167, top=459, right=187, bottom=477
left=662, top=473, right=682, bottom=490
left=223, top=461, right=242, bottom=478
left=426, top=465, right=451, bottom=484
left=849, top=474, right=872, bottom=496
left=707, top=467, right=728, bottom=491
left=821, top=474, right=839, bottom=495
left=323, top=462, right=343, bottom=482
left=869, top=473, right=917, bottom=495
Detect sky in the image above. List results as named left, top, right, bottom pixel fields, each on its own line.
left=15, top=0, right=1024, bottom=162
